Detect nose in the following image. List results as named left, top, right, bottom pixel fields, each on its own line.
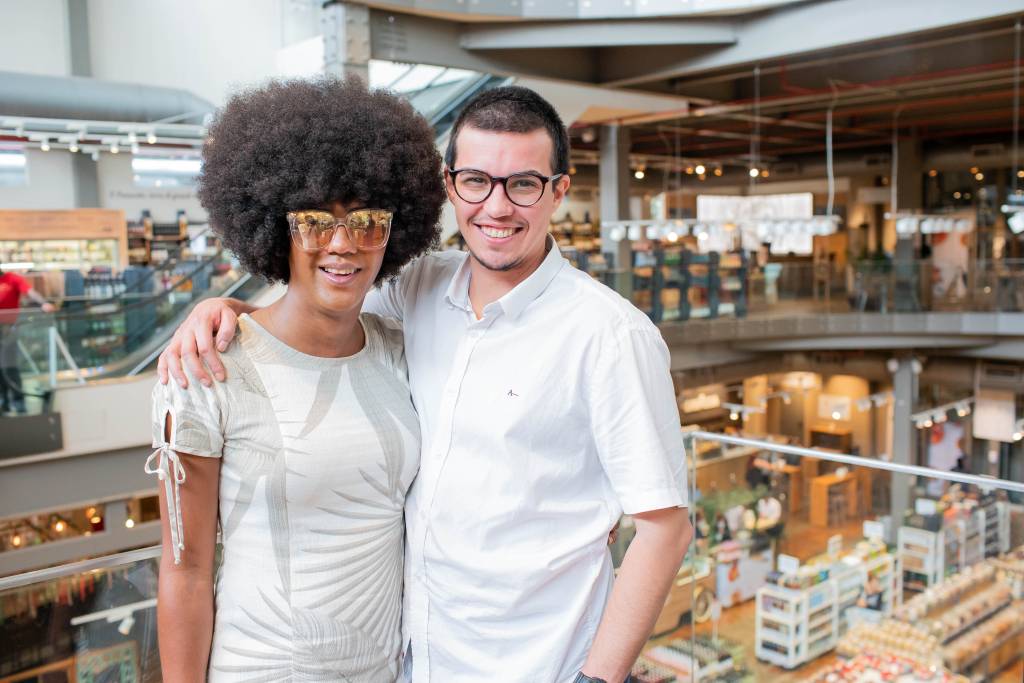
left=482, top=179, right=515, bottom=218
left=326, top=224, right=358, bottom=255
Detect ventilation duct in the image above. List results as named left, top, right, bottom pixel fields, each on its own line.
left=0, top=71, right=214, bottom=123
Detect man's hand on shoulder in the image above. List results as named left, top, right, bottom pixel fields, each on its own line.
left=158, top=297, right=251, bottom=388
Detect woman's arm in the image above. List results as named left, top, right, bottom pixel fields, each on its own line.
left=156, top=415, right=222, bottom=683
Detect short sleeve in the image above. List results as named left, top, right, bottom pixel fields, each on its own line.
left=364, top=256, right=423, bottom=322
left=12, top=273, right=32, bottom=295
left=587, top=323, right=688, bottom=514
left=150, top=370, right=225, bottom=458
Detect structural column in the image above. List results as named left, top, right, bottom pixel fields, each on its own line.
left=599, top=124, right=632, bottom=296
left=321, top=2, right=370, bottom=81
left=889, top=353, right=917, bottom=543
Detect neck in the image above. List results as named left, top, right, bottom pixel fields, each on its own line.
left=467, top=239, right=550, bottom=319
left=252, top=289, right=365, bottom=358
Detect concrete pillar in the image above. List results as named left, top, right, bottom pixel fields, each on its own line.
left=67, top=0, right=100, bottom=208
left=599, top=124, right=632, bottom=295
left=894, top=137, right=923, bottom=213
left=321, top=2, right=370, bottom=82
left=890, top=354, right=917, bottom=543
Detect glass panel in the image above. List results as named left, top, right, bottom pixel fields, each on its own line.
left=569, top=242, right=1024, bottom=322
left=0, top=549, right=161, bottom=682
left=630, top=432, right=1024, bottom=683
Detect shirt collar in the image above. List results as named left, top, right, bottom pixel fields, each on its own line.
left=443, top=236, right=565, bottom=320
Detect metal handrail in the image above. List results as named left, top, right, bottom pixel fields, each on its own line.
left=0, top=545, right=161, bottom=592
left=685, top=430, right=1024, bottom=494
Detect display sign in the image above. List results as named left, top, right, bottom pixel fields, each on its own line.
left=972, top=388, right=1016, bottom=443
left=863, top=520, right=885, bottom=540
left=682, top=392, right=721, bottom=414
left=818, top=394, right=851, bottom=421
left=915, top=498, right=938, bottom=515
left=827, top=534, right=843, bottom=559
left=777, top=554, right=800, bottom=574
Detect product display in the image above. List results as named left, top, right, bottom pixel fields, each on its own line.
left=837, top=621, right=941, bottom=667
left=810, top=653, right=968, bottom=683
left=640, top=636, right=747, bottom=682
left=893, top=562, right=997, bottom=622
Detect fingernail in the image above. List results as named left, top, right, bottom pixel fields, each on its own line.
left=217, top=342, right=228, bottom=352
left=178, top=379, right=187, bottom=388
left=201, top=379, right=212, bottom=387
left=214, top=372, right=225, bottom=381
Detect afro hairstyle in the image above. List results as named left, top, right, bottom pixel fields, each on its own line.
left=198, top=76, right=445, bottom=284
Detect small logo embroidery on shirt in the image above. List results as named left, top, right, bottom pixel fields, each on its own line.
left=507, top=390, right=519, bottom=398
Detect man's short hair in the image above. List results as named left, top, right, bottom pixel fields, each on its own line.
left=444, top=85, right=570, bottom=175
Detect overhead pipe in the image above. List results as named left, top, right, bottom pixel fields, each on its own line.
left=0, top=71, right=214, bottom=124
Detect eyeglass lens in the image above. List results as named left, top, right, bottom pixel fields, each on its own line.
left=289, top=209, right=392, bottom=251
left=453, top=171, right=547, bottom=206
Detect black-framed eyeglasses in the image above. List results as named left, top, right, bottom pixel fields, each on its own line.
left=447, top=168, right=565, bottom=207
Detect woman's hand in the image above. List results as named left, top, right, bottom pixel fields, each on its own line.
left=158, top=298, right=252, bottom=388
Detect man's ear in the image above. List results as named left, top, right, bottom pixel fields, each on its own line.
left=444, top=171, right=458, bottom=204
left=552, top=173, right=571, bottom=207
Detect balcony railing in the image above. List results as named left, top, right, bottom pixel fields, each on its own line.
left=566, top=247, right=1024, bottom=323
left=2, top=434, right=1021, bottom=681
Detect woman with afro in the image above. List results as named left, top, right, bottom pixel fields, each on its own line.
left=147, top=76, right=444, bottom=682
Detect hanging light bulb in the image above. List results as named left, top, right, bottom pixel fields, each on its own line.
left=694, top=164, right=706, bottom=175
left=11, top=534, right=22, bottom=547
left=634, top=168, right=645, bottom=179
left=54, top=519, right=66, bottom=533
left=760, top=168, right=770, bottom=178
left=147, top=131, right=157, bottom=145
left=40, top=139, right=51, bottom=152
left=974, top=172, right=985, bottom=181
left=685, top=166, right=694, bottom=175
left=730, top=411, right=740, bottom=421
left=110, top=142, right=120, bottom=154
left=124, top=518, right=135, bottom=529
left=713, top=167, right=723, bottom=177
left=749, top=167, right=760, bottom=178
left=69, top=142, right=79, bottom=153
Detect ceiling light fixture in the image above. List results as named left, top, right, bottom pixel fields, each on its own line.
left=695, top=164, right=706, bottom=175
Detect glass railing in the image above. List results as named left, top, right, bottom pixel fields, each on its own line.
left=575, top=248, right=1024, bottom=323
left=4, top=435, right=1018, bottom=681
left=0, top=250, right=262, bottom=416
left=630, top=430, right=1024, bottom=683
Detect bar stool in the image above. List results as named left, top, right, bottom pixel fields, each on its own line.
left=828, top=487, right=848, bottom=527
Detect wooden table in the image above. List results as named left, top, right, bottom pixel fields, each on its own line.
left=809, top=471, right=858, bottom=527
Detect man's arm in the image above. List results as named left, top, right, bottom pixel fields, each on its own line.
left=580, top=508, right=692, bottom=682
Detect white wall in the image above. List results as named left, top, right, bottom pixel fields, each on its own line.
left=0, top=0, right=69, bottom=76
left=96, top=154, right=204, bottom=224
left=0, top=149, right=76, bottom=209
left=87, top=0, right=286, bottom=106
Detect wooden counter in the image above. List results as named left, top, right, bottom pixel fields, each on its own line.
left=810, top=471, right=858, bottom=527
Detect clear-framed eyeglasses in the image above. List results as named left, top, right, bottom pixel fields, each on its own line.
left=286, top=208, right=393, bottom=252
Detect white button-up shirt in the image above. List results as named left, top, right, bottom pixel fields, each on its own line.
left=365, top=242, right=688, bottom=683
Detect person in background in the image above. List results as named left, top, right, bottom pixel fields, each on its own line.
left=0, top=267, right=56, bottom=414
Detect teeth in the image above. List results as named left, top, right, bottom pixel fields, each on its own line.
left=322, top=267, right=356, bottom=275
left=481, top=227, right=515, bottom=238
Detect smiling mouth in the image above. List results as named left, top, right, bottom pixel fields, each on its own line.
left=318, top=265, right=360, bottom=283
left=478, top=225, right=522, bottom=239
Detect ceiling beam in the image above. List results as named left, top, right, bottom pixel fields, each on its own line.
left=600, top=0, right=1024, bottom=87
left=459, top=19, right=736, bottom=50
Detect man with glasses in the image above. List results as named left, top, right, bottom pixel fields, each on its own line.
left=159, top=85, right=692, bottom=683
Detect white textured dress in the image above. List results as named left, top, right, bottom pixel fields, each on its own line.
left=148, top=313, right=420, bottom=682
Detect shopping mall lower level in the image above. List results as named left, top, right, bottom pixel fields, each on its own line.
left=3, top=1, right=1024, bottom=682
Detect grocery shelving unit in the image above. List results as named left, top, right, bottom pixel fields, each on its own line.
left=899, top=526, right=945, bottom=593
left=755, top=581, right=837, bottom=669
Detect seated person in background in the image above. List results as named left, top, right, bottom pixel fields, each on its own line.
left=745, top=454, right=772, bottom=490
left=856, top=573, right=884, bottom=610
